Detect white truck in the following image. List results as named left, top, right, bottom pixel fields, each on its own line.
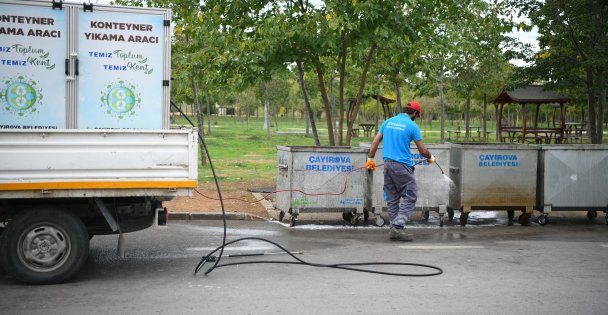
left=0, top=0, right=198, bottom=284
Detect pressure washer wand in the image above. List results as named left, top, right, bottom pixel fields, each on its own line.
left=434, top=160, right=445, bottom=174
left=412, top=157, right=445, bottom=174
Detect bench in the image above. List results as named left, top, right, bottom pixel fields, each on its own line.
left=447, top=126, right=462, bottom=141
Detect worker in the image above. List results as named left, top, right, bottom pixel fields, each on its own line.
left=365, top=101, right=434, bottom=241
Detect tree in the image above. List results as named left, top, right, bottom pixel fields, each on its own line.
left=517, top=0, right=607, bottom=143
left=323, top=0, right=423, bottom=146
left=236, top=88, right=259, bottom=128
left=443, top=0, right=514, bottom=141
left=253, top=73, right=291, bottom=137
left=198, top=0, right=327, bottom=144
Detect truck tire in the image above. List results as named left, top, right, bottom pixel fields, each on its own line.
left=0, top=208, right=89, bottom=284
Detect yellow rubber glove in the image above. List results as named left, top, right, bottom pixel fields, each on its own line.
left=427, top=154, right=436, bottom=164
left=365, top=158, right=376, bottom=171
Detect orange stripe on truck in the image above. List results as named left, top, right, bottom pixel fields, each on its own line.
left=0, top=181, right=197, bottom=191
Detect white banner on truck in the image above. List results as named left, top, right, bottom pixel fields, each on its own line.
left=77, top=9, right=164, bottom=129
left=0, top=3, right=67, bottom=130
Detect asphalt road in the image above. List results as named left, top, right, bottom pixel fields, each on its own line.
left=1, top=211, right=607, bottom=314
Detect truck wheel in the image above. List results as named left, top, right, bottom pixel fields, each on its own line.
left=0, top=208, right=89, bottom=284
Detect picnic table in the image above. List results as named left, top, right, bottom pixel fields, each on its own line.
left=501, top=127, right=521, bottom=143
left=527, top=128, right=562, bottom=144
left=564, top=122, right=586, bottom=143
left=501, top=127, right=563, bottom=144
left=447, top=126, right=482, bottom=142
left=468, top=126, right=481, bottom=141
left=447, top=128, right=462, bottom=141
left=360, top=123, right=376, bottom=137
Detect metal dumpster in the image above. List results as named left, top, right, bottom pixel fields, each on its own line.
left=537, top=144, right=608, bottom=225
left=276, top=146, right=372, bottom=226
left=360, top=143, right=451, bottom=226
left=448, top=143, right=539, bottom=226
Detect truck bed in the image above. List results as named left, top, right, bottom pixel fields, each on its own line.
left=0, top=129, right=198, bottom=199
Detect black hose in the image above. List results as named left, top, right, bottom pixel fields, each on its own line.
left=170, top=102, right=443, bottom=277
left=169, top=101, right=227, bottom=274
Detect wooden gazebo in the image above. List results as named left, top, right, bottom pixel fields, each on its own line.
left=494, top=85, right=570, bottom=144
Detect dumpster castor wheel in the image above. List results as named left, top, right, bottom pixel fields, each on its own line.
left=279, top=211, right=285, bottom=222
left=342, top=212, right=353, bottom=222
left=423, top=210, right=429, bottom=221
left=537, top=214, right=549, bottom=226
left=375, top=216, right=385, bottom=227
left=587, top=211, right=597, bottom=220
left=448, top=209, right=454, bottom=222
left=518, top=213, right=531, bottom=226
left=459, top=213, right=469, bottom=226
left=507, top=210, right=515, bottom=226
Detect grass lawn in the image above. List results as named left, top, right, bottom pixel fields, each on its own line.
left=174, top=115, right=386, bottom=186
left=173, top=114, right=607, bottom=187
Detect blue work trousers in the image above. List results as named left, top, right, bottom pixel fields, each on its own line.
left=383, top=159, right=418, bottom=228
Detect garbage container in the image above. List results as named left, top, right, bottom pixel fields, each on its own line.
left=360, top=143, right=451, bottom=226
left=448, top=143, right=539, bottom=226
left=276, top=146, right=373, bottom=226
left=537, top=144, right=608, bottom=225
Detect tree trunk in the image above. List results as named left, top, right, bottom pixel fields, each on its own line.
left=395, top=82, right=401, bottom=115
left=597, top=72, right=605, bottom=143
left=338, top=32, right=347, bottom=146
left=297, top=61, right=320, bottom=146
left=205, top=91, right=211, bottom=134
left=375, top=93, right=380, bottom=134
left=330, top=76, right=338, bottom=143
left=345, top=42, right=377, bottom=146
left=264, top=83, right=271, bottom=140
left=315, top=64, right=335, bottom=145
left=439, top=56, right=446, bottom=144
left=586, top=67, right=598, bottom=143
left=465, top=89, right=471, bottom=141
left=483, top=93, right=487, bottom=142
left=191, top=78, right=206, bottom=165
left=274, top=103, right=279, bottom=131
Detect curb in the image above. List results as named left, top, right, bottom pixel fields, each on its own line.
left=169, top=211, right=268, bottom=221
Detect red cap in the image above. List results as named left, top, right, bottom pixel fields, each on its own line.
left=407, top=101, right=421, bottom=117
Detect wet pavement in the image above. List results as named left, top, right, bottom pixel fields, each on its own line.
left=1, top=211, right=607, bottom=314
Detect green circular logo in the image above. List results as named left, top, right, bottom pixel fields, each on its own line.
left=100, top=81, right=141, bottom=120
left=106, top=86, right=136, bottom=113
left=1, top=76, right=43, bottom=117
left=6, top=82, right=37, bottom=110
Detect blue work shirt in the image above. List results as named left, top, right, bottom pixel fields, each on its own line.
left=379, top=114, right=422, bottom=167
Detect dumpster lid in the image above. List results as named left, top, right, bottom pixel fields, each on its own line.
left=450, top=143, right=540, bottom=150
left=276, top=145, right=369, bottom=153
